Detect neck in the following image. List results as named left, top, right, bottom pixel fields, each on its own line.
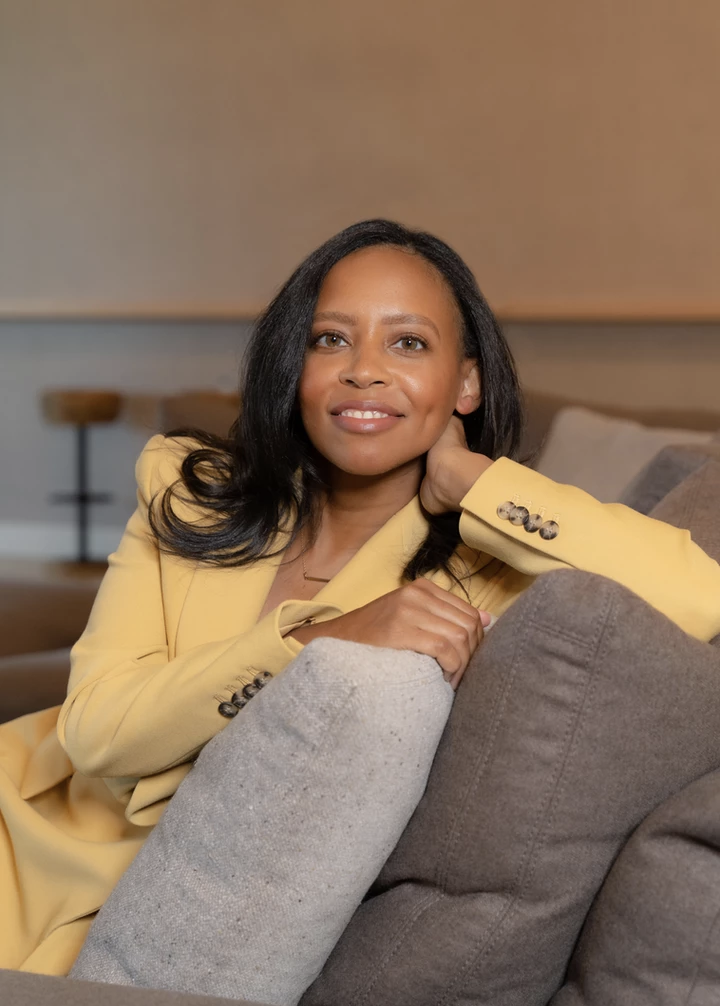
left=311, top=458, right=423, bottom=554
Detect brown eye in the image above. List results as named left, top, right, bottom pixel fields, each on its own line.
left=312, top=332, right=348, bottom=348
left=393, top=335, right=427, bottom=351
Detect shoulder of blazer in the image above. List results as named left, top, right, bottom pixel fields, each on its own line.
left=135, top=433, right=201, bottom=505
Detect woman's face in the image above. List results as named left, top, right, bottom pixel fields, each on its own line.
left=298, top=245, right=481, bottom=478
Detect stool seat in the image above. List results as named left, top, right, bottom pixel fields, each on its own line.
left=42, top=389, right=122, bottom=426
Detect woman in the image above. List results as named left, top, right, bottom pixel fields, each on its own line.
left=1, top=219, right=719, bottom=976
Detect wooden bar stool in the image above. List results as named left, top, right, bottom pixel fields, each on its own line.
left=41, top=389, right=123, bottom=563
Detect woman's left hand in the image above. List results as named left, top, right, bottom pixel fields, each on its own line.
left=420, top=416, right=494, bottom=515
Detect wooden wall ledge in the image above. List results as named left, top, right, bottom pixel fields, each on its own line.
left=4, top=301, right=720, bottom=324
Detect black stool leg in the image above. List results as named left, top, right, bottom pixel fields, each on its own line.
left=50, top=423, right=113, bottom=564
left=76, top=423, right=90, bottom=564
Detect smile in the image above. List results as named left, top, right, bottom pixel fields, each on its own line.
left=330, top=412, right=403, bottom=433
left=340, top=409, right=389, bottom=419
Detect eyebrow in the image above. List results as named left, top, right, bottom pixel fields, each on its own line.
left=313, top=310, right=440, bottom=337
left=313, top=310, right=357, bottom=325
left=382, top=312, right=440, bottom=337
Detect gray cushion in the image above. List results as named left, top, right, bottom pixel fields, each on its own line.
left=520, top=389, right=720, bottom=464
left=649, top=455, right=720, bottom=566
left=552, top=767, right=720, bottom=1006
left=71, top=638, right=453, bottom=1006
left=302, top=569, right=720, bottom=1006
left=622, top=441, right=720, bottom=517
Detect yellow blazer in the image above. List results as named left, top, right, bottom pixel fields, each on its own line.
left=1, top=433, right=719, bottom=975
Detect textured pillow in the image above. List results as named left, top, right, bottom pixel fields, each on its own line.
left=552, top=768, right=720, bottom=1007
left=302, top=569, right=720, bottom=1006
left=535, top=406, right=714, bottom=502
left=71, top=638, right=453, bottom=1006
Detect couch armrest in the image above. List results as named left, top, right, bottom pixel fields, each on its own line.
left=0, top=967, right=255, bottom=1005
left=0, top=649, right=72, bottom=723
left=0, top=579, right=98, bottom=658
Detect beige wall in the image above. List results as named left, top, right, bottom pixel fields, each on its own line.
left=508, top=323, right=720, bottom=410
left=2, top=0, right=720, bottom=320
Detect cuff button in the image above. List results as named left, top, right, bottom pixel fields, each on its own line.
left=523, top=513, right=544, bottom=533
left=539, top=520, right=560, bottom=540
left=218, top=701, right=239, bottom=718
left=496, top=501, right=515, bottom=520
left=509, top=505, right=529, bottom=526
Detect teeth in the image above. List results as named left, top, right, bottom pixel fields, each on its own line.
left=340, top=409, right=390, bottom=419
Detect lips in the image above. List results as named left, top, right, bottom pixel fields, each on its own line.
left=329, top=400, right=405, bottom=418
left=329, top=400, right=405, bottom=435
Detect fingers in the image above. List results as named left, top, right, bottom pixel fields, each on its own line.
left=448, top=668, right=465, bottom=692
left=410, top=615, right=477, bottom=680
left=411, top=629, right=467, bottom=679
left=407, top=580, right=483, bottom=644
left=400, top=579, right=491, bottom=681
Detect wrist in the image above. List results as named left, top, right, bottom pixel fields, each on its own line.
left=286, top=617, right=340, bottom=646
left=441, top=449, right=493, bottom=511
left=285, top=622, right=318, bottom=646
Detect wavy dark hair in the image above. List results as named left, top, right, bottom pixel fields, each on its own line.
left=151, top=218, right=523, bottom=584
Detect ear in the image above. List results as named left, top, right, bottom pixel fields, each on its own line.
left=455, top=360, right=481, bottom=416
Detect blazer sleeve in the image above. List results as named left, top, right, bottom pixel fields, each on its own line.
left=458, top=456, right=720, bottom=642
left=57, top=435, right=342, bottom=780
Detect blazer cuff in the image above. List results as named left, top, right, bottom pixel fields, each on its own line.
left=458, top=456, right=586, bottom=571
left=275, top=600, right=345, bottom=658
left=214, top=598, right=344, bottom=700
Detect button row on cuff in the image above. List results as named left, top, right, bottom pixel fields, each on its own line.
left=496, top=501, right=559, bottom=540
left=218, top=670, right=273, bottom=718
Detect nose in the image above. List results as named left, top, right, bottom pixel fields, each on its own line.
left=338, top=341, right=389, bottom=389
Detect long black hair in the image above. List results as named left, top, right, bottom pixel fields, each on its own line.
left=151, top=219, right=523, bottom=583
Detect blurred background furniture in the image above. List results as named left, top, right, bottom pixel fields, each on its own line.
left=41, top=389, right=123, bottom=564
left=159, top=390, right=240, bottom=437
left=0, top=572, right=101, bottom=723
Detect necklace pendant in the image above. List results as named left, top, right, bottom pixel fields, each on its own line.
left=300, top=549, right=332, bottom=584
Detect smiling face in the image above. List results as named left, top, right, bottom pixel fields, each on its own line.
left=298, top=245, right=481, bottom=480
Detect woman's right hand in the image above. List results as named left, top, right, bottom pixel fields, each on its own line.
left=288, top=579, right=490, bottom=689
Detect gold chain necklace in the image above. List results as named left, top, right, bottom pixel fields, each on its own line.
left=300, top=551, right=331, bottom=584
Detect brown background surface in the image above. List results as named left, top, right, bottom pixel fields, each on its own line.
left=2, top=0, right=719, bottom=320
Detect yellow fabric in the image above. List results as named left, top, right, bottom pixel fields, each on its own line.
left=1, top=433, right=720, bottom=974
